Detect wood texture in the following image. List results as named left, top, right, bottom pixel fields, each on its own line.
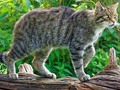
left=0, top=48, right=120, bottom=90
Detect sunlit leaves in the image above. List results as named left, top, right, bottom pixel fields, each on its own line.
left=0, top=12, right=8, bottom=21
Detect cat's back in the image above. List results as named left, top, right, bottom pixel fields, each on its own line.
left=16, top=6, right=75, bottom=26
left=14, top=6, right=75, bottom=32
left=27, top=6, right=75, bottom=21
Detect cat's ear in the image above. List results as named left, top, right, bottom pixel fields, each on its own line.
left=95, top=2, right=104, bottom=14
left=109, top=2, right=119, bottom=13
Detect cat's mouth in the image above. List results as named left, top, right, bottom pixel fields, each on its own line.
left=108, top=22, right=117, bottom=28
left=109, top=23, right=115, bottom=28
left=102, top=21, right=116, bottom=28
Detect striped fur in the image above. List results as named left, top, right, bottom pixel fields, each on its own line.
left=0, top=52, right=6, bottom=63
left=0, top=2, right=118, bottom=81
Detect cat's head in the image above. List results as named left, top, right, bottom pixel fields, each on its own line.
left=94, top=2, right=119, bottom=28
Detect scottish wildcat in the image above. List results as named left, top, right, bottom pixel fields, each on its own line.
left=0, top=2, right=118, bottom=81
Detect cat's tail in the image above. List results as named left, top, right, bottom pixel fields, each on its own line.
left=0, top=52, right=7, bottom=64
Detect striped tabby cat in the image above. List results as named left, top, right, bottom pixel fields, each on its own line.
left=0, top=2, right=119, bottom=81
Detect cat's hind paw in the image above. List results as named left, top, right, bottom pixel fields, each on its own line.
left=79, top=74, right=90, bottom=82
left=45, top=73, right=57, bottom=79
left=8, top=73, right=19, bottom=80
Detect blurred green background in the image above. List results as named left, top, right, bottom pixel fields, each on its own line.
left=0, top=0, right=120, bottom=78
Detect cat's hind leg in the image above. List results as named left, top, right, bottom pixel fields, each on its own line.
left=32, top=47, right=56, bottom=79
left=83, top=45, right=95, bottom=68
left=0, top=42, right=30, bottom=79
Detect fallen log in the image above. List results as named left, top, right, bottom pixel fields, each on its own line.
left=0, top=48, right=120, bottom=90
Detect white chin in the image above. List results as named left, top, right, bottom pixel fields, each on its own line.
left=108, top=26, right=114, bottom=28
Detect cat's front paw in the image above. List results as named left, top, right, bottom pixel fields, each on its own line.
left=78, top=74, right=90, bottom=82
left=45, top=73, right=57, bottom=79
left=8, top=73, right=19, bottom=79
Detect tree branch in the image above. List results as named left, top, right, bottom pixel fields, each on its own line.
left=0, top=48, right=120, bottom=90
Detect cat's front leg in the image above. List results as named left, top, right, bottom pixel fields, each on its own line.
left=69, top=46, right=90, bottom=81
left=83, top=45, right=95, bottom=68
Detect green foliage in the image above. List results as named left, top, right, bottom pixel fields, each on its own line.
left=0, top=28, right=12, bottom=74
left=0, top=29, right=12, bottom=51
left=46, top=48, right=76, bottom=78
left=40, top=0, right=75, bottom=8
left=0, top=64, right=7, bottom=74
left=0, top=0, right=120, bottom=78
left=0, top=0, right=42, bottom=30
left=96, top=28, right=120, bottom=55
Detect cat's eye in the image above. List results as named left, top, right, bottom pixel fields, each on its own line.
left=102, top=15, right=109, bottom=20
left=103, top=15, right=109, bottom=19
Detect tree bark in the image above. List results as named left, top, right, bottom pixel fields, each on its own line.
left=0, top=48, right=120, bottom=90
